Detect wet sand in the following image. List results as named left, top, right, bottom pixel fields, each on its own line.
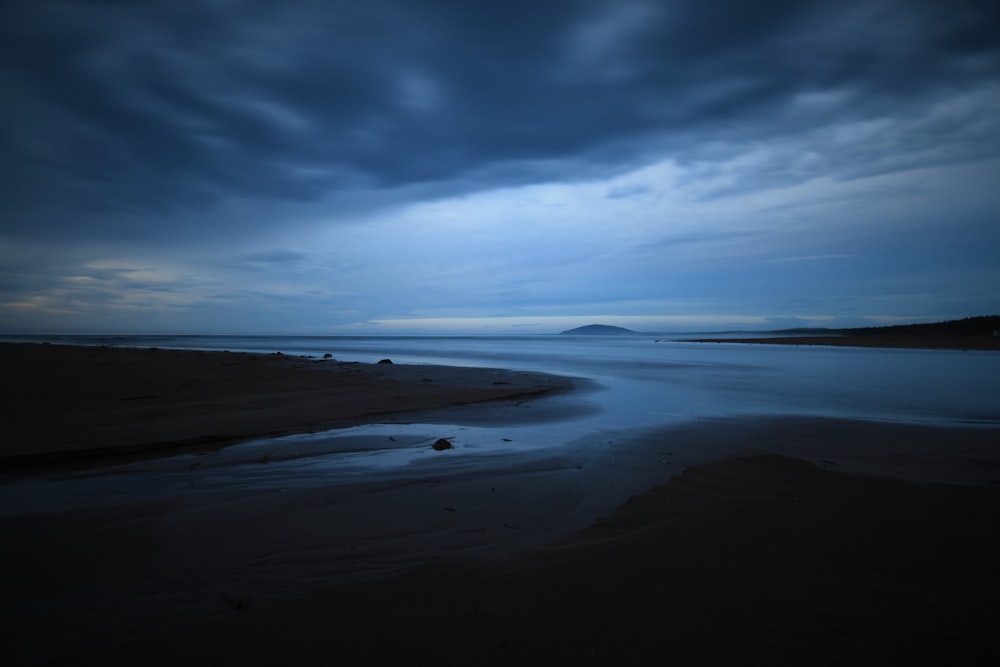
left=61, top=451, right=1000, bottom=666
left=0, top=342, right=571, bottom=468
left=684, top=334, right=1000, bottom=350
left=3, top=343, right=999, bottom=665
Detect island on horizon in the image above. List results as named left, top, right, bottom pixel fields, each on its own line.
left=559, top=324, right=638, bottom=335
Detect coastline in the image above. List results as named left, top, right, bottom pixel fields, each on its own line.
left=0, top=342, right=572, bottom=469
left=3, top=341, right=998, bottom=664
left=64, top=449, right=1000, bottom=666
left=680, top=334, right=1000, bottom=350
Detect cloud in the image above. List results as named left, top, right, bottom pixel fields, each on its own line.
left=3, top=0, right=998, bottom=242
left=764, top=255, right=857, bottom=264
left=2, top=0, right=999, bottom=332
left=235, top=249, right=311, bottom=266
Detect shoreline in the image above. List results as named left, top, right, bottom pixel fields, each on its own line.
left=3, top=416, right=998, bottom=665
left=3, top=342, right=999, bottom=664
left=0, top=342, right=573, bottom=470
left=679, top=334, right=1000, bottom=350
left=60, top=446, right=1000, bottom=666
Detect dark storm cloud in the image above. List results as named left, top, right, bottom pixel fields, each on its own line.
left=2, top=0, right=999, bottom=240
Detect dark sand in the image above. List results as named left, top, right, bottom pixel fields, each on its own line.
left=683, top=334, right=1000, bottom=350
left=0, top=342, right=571, bottom=468
left=63, top=454, right=1000, bottom=666
left=3, top=343, right=999, bottom=665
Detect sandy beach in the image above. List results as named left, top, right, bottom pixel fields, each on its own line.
left=0, top=342, right=572, bottom=468
left=70, top=452, right=1000, bottom=667
left=3, top=342, right=999, bottom=665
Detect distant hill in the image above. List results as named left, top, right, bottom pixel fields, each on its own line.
left=560, top=324, right=638, bottom=335
left=682, top=315, right=1000, bottom=351
left=771, top=315, right=1000, bottom=337
left=839, top=315, right=999, bottom=337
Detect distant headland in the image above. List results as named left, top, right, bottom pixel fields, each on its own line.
left=684, top=315, right=1000, bottom=351
left=560, top=324, right=638, bottom=336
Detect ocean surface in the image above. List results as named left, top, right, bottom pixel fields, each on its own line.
left=3, top=332, right=1000, bottom=659
left=7, top=331, right=999, bottom=426
left=4, top=332, right=998, bottom=514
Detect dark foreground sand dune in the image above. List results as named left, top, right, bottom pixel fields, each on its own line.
left=66, top=454, right=1000, bottom=666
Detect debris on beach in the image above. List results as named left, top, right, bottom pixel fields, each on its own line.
left=433, top=438, right=453, bottom=451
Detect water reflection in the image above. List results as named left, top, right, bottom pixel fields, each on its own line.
left=3, top=336, right=998, bottom=516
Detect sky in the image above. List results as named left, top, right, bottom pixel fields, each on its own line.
left=2, top=0, right=999, bottom=334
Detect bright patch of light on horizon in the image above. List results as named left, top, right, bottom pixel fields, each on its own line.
left=335, top=314, right=775, bottom=333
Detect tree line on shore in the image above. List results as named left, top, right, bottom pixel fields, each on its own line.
left=777, top=315, right=1000, bottom=337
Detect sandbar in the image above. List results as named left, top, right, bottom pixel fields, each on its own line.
left=0, top=342, right=571, bottom=468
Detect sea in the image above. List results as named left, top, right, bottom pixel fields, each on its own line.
left=6, top=331, right=999, bottom=426
left=3, top=331, right=1000, bottom=658
left=3, top=331, right=997, bottom=514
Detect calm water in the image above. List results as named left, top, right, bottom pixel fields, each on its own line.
left=9, top=332, right=998, bottom=424
left=2, top=333, right=999, bottom=513
left=3, top=333, right=1000, bottom=662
